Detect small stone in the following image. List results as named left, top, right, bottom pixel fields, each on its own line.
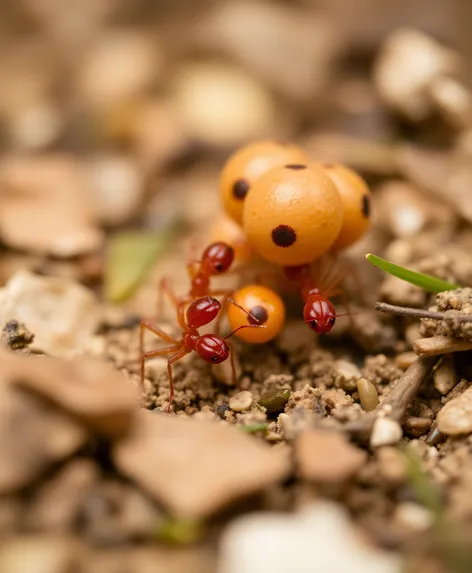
left=0, top=536, right=79, bottom=573
left=213, top=355, right=241, bottom=386
left=356, top=378, right=379, bottom=412
left=437, top=385, right=472, bottom=435
left=113, top=411, right=290, bottom=518
left=335, top=359, right=361, bottom=392
left=394, top=502, right=434, bottom=532
left=296, top=430, right=366, bottom=484
left=395, top=351, right=418, bottom=370
left=376, top=447, right=406, bottom=486
left=433, top=355, right=458, bottom=395
left=370, top=418, right=403, bottom=448
left=1, top=319, right=34, bottom=351
left=229, top=391, right=254, bottom=412
left=218, top=501, right=402, bottom=573
left=0, top=270, right=102, bottom=357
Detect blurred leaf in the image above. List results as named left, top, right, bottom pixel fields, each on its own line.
left=239, top=423, right=269, bottom=434
left=366, top=253, right=460, bottom=293
left=402, top=447, right=443, bottom=517
left=105, top=231, right=170, bottom=303
left=155, top=517, right=203, bottom=545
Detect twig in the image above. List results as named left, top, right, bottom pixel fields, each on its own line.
left=375, top=302, right=472, bottom=322
left=413, top=336, right=472, bottom=357
left=345, top=356, right=437, bottom=440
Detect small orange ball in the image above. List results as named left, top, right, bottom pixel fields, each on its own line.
left=208, top=213, right=254, bottom=265
left=227, top=285, right=285, bottom=344
left=242, top=163, right=344, bottom=266
left=320, top=163, right=372, bottom=252
left=219, top=140, right=309, bottom=225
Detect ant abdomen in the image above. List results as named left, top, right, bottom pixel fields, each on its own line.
left=186, top=296, right=221, bottom=329
left=202, top=242, right=234, bottom=274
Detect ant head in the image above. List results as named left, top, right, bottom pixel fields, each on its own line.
left=303, top=295, right=336, bottom=334
left=202, top=242, right=234, bottom=274
left=196, top=334, right=230, bottom=364
left=186, top=296, right=221, bottom=329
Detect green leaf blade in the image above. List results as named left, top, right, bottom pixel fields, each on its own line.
left=105, top=231, right=171, bottom=303
left=366, top=253, right=461, bottom=294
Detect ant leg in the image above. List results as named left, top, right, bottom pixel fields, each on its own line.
left=166, top=348, right=191, bottom=412
left=158, top=278, right=188, bottom=330
left=207, top=288, right=234, bottom=335
left=139, top=320, right=180, bottom=392
left=140, top=344, right=182, bottom=398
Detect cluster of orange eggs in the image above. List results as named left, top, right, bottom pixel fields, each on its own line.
left=210, top=140, right=372, bottom=343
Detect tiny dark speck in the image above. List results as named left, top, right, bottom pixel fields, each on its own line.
left=361, top=194, right=370, bottom=218
left=271, top=224, right=297, bottom=247
left=232, top=179, right=250, bottom=200
left=285, top=164, right=307, bottom=170
left=248, top=305, right=269, bottom=325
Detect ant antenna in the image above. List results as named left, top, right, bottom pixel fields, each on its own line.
left=224, top=298, right=267, bottom=340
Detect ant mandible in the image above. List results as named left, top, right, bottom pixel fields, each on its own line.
left=283, top=257, right=352, bottom=334
left=158, top=241, right=236, bottom=330
left=140, top=295, right=264, bottom=412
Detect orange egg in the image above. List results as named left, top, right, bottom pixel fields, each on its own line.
left=242, top=163, right=343, bottom=266
left=219, top=140, right=309, bottom=225
left=320, top=163, right=372, bottom=252
left=208, top=213, right=254, bottom=265
left=227, top=285, right=285, bottom=343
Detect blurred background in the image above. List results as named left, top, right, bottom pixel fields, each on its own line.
left=0, top=0, right=469, bottom=283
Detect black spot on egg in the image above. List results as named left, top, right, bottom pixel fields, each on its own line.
left=248, top=305, right=269, bottom=325
left=361, top=194, right=370, bottom=218
left=285, top=164, right=307, bottom=170
left=232, top=178, right=250, bottom=200
left=271, top=224, right=297, bottom=247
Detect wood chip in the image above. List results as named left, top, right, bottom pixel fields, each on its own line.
left=113, top=411, right=290, bottom=519
left=296, top=430, right=366, bottom=483
left=413, top=336, right=472, bottom=356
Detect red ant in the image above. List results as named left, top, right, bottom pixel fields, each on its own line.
left=140, top=295, right=264, bottom=412
left=158, top=242, right=236, bottom=330
left=283, top=257, right=352, bottom=334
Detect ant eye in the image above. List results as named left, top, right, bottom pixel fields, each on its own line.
left=211, top=355, right=219, bottom=362
left=310, top=320, right=318, bottom=329
left=214, top=263, right=224, bottom=272
left=329, top=317, right=336, bottom=326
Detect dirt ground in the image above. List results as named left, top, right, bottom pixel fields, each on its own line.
left=2, top=2, right=472, bottom=573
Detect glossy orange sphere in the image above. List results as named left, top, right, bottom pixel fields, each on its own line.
left=220, top=140, right=309, bottom=225
left=208, top=213, right=254, bottom=265
left=242, top=163, right=343, bottom=266
left=320, top=163, right=371, bottom=252
left=227, top=284, right=285, bottom=343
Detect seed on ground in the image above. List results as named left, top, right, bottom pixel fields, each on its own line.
left=357, top=378, right=379, bottom=411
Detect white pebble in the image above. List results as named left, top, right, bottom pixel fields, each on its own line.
left=229, top=391, right=254, bottom=412
left=370, top=418, right=403, bottom=448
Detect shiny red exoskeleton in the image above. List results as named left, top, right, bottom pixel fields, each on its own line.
left=284, top=262, right=346, bottom=334
left=158, top=242, right=235, bottom=329
left=140, top=295, right=263, bottom=412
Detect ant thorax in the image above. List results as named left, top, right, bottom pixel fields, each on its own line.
left=190, top=274, right=211, bottom=297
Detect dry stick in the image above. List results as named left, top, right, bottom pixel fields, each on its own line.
left=413, top=336, right=472, bottom=356
left=375, top=301, right=472, bottom=321
left=345, top=356, right=437, bottom=440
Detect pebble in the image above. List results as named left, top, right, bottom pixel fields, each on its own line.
left=229, top=391, right=254, bottom=412
left=356, top=378, right=379, bottom=412
left=218, top=501, right=402, bottom=573
left=394, top=502, right=434, bottom=532
left=296, top=430, right=366, bottom=484
left=370, top=418, right=403, bottom=448
left=376, top=447, right=406, bottom=486
left=437, top=386, right=472, bottom=435
left=258, top=389, right=291, bottom=414
left=0, top=270, right=102, bottom=357
left=395, top=351, right=418, bottom=370
left=335, top=359, right=361, bottom=392
left=113, top=411, right=290, bottom=519
left=433, top=355, right=458, bottom=395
